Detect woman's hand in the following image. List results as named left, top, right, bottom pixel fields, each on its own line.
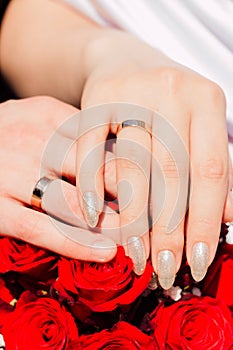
left=79, top=31, right=233, bottom=288
left=0, top=96, right=119, bottom=261
left=1, top=0, right=232, bottom=289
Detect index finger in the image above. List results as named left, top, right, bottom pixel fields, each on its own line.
left=0, top=198, right=117, bottom=261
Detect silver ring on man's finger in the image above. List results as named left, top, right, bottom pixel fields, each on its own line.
left=31, top=176, right=55, bottom=211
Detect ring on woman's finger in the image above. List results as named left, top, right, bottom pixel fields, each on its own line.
left=117, top=119, right=152, bottom=136
left=31, top=176, right=56, bottom=211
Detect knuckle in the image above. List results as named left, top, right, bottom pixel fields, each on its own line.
left=33, top=95, right=58, bottom=108
left=82, top=75, right=122, bottom=106
left=160, top=157, right=187, bottom=179
left=156, top=67, right=185, bottom=96
left=153, top=224, right=168, bottom=234
left=199, top=80, right=226, bottom=108
left=22, top=96, right=58, bottom=115
left=1, top=99, right=16, bottom=109
left=120, top=157, right=142, bottom=171
left=197, top=157, right=227, bottom=180
left=29, top=96, right=70, bottom=123
left=160, top=159, right=178, bottom=178
left=121, top=160, right=141, bottom=172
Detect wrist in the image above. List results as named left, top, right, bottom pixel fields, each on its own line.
left=83, top=29, right=173, bottom=85
left=84, top=30, right=146, bottom=75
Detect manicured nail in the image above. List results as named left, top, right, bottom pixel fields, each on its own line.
left=191, top=242, right=209, bottom=282
left=83, top=191, right=99, bottom=227
left=127, top=236, right=146, bottom=275
left=157, top=250, right=176, bottom=290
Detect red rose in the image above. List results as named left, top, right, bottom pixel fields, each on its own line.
left=150, top=296, right=233, bottom=349
left=0, top=298, right=13, bottom=327
left=54, top=246, right=153, bottom=312
left=0, top=291, right=79, bottom=350
left=203, top=241, right=233, bottom=309
left=79, top=321, right=157, bottom=349
left=0, top=277, right=15, bottom=304
left=0, top=237, right=57, bottom=276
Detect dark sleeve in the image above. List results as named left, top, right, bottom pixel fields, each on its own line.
left=0, top=0, right=10, bottom=23
left=0, top=0, right=17, bottom=102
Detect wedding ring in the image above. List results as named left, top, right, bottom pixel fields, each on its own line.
left=117, top=119, right=151, bottom=136
left=31, top=176, right=55, bottom=211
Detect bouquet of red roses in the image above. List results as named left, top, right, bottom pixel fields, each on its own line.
left=0, top=224, right=232, bottom=349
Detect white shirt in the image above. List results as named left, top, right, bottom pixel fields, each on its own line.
left=64, top=0, right=233, bottom=141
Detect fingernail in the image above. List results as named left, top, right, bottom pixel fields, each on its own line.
left=83, top=191, right=99, bottom=228
left=127, top=236, right=146, bottom=275
left=157, top=250, right=176, bottom=290
left=91, top=239, right=116, bottom=262
left=191, top=242, right=209, bottom=282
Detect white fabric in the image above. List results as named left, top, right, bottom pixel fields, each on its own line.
left=64, top=0, right=233, bottom=138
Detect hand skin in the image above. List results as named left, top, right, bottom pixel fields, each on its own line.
left=0, top=96, right=119, bottom=261
left=1, top=0, right=233, bottom=286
